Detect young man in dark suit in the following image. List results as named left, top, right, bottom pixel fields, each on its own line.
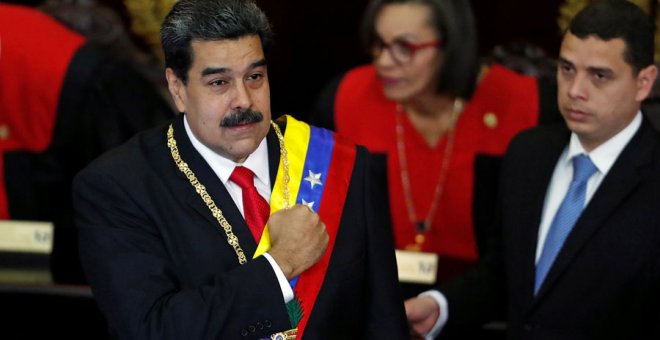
left=406, top=1, right=660, bottom=339
left=72, top=0, right=407, bottom=339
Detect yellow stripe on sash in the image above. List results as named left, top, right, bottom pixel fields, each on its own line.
left=254, top=116, right=310, bottom=258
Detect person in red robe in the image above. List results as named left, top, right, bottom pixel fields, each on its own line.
left=0, top=3, right=174, bottom=283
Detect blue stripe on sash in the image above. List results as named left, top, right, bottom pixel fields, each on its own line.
left=296, top=126, right=335, bottom=212
left=290, top=126, right=335, bottom=288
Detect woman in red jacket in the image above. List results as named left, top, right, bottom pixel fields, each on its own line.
left=311, top=0, right=559, bottom=298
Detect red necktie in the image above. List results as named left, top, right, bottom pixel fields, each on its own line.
left=229, top=166, right=269, bottom=243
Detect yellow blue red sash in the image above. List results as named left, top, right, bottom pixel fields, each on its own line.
left=253, top=115, right=356, bottom=338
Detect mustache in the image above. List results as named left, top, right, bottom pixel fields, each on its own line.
left=220, top=109, right=264, bottom=127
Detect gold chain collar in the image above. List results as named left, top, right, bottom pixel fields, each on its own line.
left=166, top=121, right=289, bottom=264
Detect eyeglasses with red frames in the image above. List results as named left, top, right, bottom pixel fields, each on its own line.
left=372, top=38, right=442, bottom=64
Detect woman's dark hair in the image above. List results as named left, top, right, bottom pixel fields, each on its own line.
left=160, top=0, right=272, bottom=84
left=361, top=0, right=479, bottom=99
left=569, top=0, right=654, bottom=74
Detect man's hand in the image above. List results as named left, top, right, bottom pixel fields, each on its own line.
left=405, top=296, right=440, bottom=338
left=268, top=204, right=329, bottom=280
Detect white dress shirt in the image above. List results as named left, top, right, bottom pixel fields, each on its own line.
left=184, top=117, right=294, bottom=303
left=425, top=112, right=642, bottom=339
left=535, top=112, right=641, bottom=261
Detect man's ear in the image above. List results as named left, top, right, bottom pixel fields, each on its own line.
left=636, top=64, right=658, bottom=102
left=166, top=68, right=187, bottom=113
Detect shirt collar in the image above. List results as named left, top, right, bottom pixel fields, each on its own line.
left=566, top=111, right=642, bottom=175
left=183, top=115, right=271, bottom=187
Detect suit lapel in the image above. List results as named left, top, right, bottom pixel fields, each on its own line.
left=267, top=119, right=283, bottom=191
left=170, top=115, right=259, bottom=259
left=532, top=119, right=657, bottom=301
left=517, top=125, right=570, bottom=308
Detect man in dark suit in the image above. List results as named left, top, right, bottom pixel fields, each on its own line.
left=72, top=0, right=407, bottom=339
left=405, top=1, right=660, bottom=339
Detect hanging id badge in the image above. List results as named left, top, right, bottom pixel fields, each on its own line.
left=395, top=249, right=438, bottom=284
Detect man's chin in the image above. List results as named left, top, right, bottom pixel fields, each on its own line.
left=222, top=136, right=267, bottom=163
left=225, top=148, right=256, bottom=164
left=566, top=123, right=587, bottom=137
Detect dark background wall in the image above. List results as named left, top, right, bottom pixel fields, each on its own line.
left=256, top=0, right=566, bottom=121
left=3, top=0, right=567, bottom=119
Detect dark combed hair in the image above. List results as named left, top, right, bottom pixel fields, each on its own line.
left=361, top=0, right=480, bottom=99
left=569, top=0, right=655, bottom=73
left=160, top=0, right=273, bottom=83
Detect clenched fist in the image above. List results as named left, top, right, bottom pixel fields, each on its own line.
left=268, top=204, right=329, bottom=280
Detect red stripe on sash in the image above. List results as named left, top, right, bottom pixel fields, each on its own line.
left=293, top=133, right=356, bottom=338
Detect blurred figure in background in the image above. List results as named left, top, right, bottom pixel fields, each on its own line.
left=311, top=0, right=559, bottom=301
left=0, top=3, right=174, bottom=283
left=39, top=0, right=175, bottom=95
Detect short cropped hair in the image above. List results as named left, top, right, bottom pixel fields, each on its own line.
left=161, top=0, right=273, bottom=83
left=569, top=0, right=655, bottom=74
left=361, top=0, right=480, bottom=99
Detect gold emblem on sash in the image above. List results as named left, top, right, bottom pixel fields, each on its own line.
left=267, top=328, right=298, bottom=339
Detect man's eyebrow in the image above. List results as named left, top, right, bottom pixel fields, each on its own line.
left=250, top=58, right=267, bottom=69
left=557, top=56, right=613, bottom=76
left=200, top=59, right=266, bottom=77
left=201, top=67, right=229, bottom=77
left=587, top=66, right=614, bottom=76
left=557, top=56, right=573, bottom=66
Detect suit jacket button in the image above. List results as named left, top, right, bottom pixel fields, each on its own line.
left=248, top=325, right=256, bottom=333
left=264, top=319, right=272, bottom=328
left=240, top=328, right=249, bottom=337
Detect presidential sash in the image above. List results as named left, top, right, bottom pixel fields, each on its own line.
left=253, top=115, right=356, bottom=338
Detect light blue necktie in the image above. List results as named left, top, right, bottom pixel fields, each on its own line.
left=534, top=154, right=597, bottom=294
